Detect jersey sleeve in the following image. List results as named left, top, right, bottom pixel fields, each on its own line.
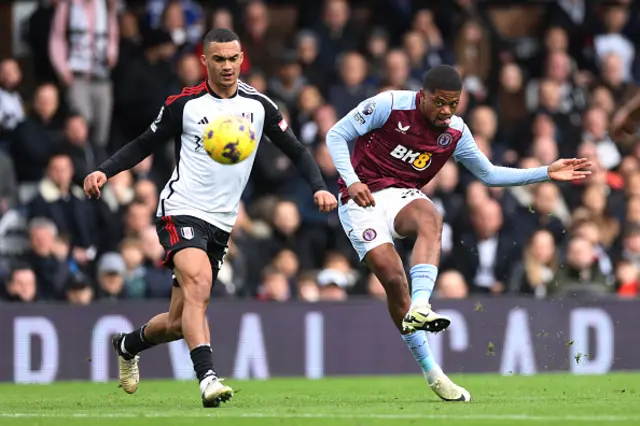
left=261, top=96, right=328, bottom=193
left=326, top=92, right=393, bottom=187
left=453, top=123, right=550, bottom=187
left=97, top=101, right=182, bottom=178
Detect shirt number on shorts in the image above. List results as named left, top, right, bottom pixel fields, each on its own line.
left=401, top=189, right=422, bottom=199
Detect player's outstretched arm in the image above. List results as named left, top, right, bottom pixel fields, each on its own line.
left=262, top=107, right=337, bottom=212
left=325, top=92, right=393, bottom=207
left=453, top=125, right=591, bottom=186
left=84, top=104, right=180, bottom=199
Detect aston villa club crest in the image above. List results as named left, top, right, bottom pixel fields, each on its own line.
left=242, top=112, right=254, bottom=123
left=181, top=227, right=194, bottom=240
left=362, top=228, right=377, bottom=242
left=437, top=132, right=453, bottom=147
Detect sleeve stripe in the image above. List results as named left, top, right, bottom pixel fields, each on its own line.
left=237, top=82, right=278, bottom=110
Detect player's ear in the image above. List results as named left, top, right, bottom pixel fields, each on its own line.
left=238, top=51, right=244, bottom=66
left=199, top=54, right=207, bottom=67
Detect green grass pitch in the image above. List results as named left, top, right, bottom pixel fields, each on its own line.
left=1, top=373, right=639, bottom=426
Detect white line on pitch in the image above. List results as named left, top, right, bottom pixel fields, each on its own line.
left=1, top=413, right=638, bottom=422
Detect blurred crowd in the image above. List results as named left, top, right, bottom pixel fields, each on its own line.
left=1, top=0, right=640, bottom=305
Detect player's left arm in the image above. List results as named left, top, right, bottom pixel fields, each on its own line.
left=453, top=124, right=591, bottom=186
left=262, top=100, right=337, bottom=212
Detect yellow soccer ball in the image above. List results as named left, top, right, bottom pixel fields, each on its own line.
left=203, top=115, right=257, bottom=165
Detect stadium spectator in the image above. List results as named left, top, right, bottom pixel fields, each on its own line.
left=61, top=114, right=104, bottom=187
left=240, top=0, right=282, bottom=76
left=552, top=236, right=610, bottom=296
left=455, top=18, right=492, bottom=91
left=1, top=262, right=37, bottom=303
left=28, top=154, right=96, bottom=265
left=96, top=251, right=128, bottom=300
left=118, top=238, right=147, bottom=299
left=175, top=54, right=202, bottom=88
left=49, top=0, right=118, bottom=149
left=328, top=51, right=375, bottom=117
left=64, top=272, right=94, bottom=305
left=0, top=151, right=18, bottom=211
left=295, top=30, right=327, bottom=93
left=516, top=182, right=567, bottom=244
left=296, top=271, right=320, bottom=302
left=317, top=268, right=348, bottom=301
left=508, top=230, right=559, bottom=297
left=312, top=0, right=358, bottom=76
left=258, top=266, right=290, bottom=301
left=615, top=259, right=639, bottom=297
left=435, top=270, right=469, bottom=299
left=455, top=199, right=520, bottom=294
left=10, top=83, right=65, bottom=188
left=594, top=4, right=635, bottom=83
left=268, top=51, right=307, bottom=112
left=24, top=218, right=70, bottom=300
left=582, top=106, right=621, bottom=170
left=0, top=59, right=25, bottom=146
left=296, top=85, right=324, bottom=143
left=112, top=29, right=177, bottom=145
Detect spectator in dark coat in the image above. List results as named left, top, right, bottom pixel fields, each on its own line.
left=28, top=154, right=96, bottom=268
left=10, top=83, right=65, bottom=183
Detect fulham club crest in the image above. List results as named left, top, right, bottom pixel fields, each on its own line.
left=242, top=112, right=254, bottom=123
left=437, top=132, right=453, bottom=147
left=362, top=228, right=377, bottom=242
left=181, top=227, right=194, bottom=240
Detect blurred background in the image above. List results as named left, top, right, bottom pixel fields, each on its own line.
left=1, top=0, right=640, bottom=307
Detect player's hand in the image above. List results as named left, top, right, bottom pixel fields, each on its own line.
left=547, top=158, right=592, bottom=181
left=83, top=171, right=108, bottom=199
left=348, top=182, right=375, bottom=208
left=314, top=190, right=338, bottom=213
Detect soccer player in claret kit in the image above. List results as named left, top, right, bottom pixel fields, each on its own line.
left=326, top=65, right=592, bottom=402
left=83, top=28, right=337, bottom=407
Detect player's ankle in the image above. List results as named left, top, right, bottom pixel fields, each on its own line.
left=190, top=344, right=215, bottom=382
left=410, top=294, right=431, bottom=307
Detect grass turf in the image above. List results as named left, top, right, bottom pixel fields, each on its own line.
left=0, top=373, right=639, bottom=426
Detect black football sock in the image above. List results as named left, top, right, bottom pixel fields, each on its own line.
left=190, top=344, right=215, bottom=382
left=122, top=325, right=156, bottom=358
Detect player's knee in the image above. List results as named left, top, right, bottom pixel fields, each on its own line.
left=167, top=317, right=183, bottom=338
left=379, top=268, right=409, bottom=298
left=415, top=203, right=442, bottom=236
left=181, top=270, right=212, bottom=306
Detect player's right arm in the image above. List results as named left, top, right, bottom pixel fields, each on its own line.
left=326, top=91, right=393, bottom=207
left=84, top=102, right=181, bottom=199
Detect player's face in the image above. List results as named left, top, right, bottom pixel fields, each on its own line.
left=420, top=89, right=461, bottom=129
left=201, top=41, right=244, bottom=89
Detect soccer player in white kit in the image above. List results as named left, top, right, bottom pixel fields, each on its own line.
left=84, top=29, right=337, bottom=407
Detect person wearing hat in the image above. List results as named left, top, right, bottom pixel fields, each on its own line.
left=96, top=252, right=127, bottom=300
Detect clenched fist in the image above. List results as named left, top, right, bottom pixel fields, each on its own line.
left=84, top=171, right=108, bottom=199
left=314, top=190, right=338, bottom=213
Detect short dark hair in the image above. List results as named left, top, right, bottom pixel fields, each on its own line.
left=203, top=28, right=240, bottom=45
left=423, top=65, right=462, bottom=92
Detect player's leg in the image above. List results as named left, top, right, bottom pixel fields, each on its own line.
left=389, top=190, right=470, bottom=401
left=172, top=246, right=232, bottom=407
left=386, top=190, right=448, bottom=332
left=112, top=285, right=184, bottom=394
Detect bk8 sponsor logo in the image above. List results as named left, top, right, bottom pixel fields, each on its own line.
left=390, top=144, right=432, bottom=171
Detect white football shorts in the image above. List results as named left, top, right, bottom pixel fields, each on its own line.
left=338, top=187, right=432, bottom=261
